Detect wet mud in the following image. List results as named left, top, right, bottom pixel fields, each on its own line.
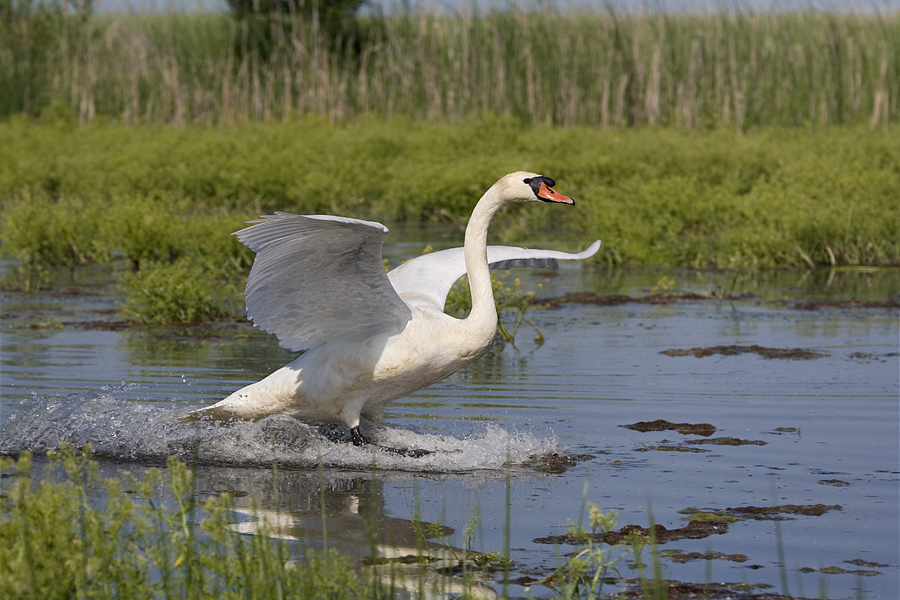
left=725, top=503, right=842, bottom=518
left=686, top=437, right=766, bottom=446
left=623, top=420, right=716, bottom=436
left=614, top=578, right=821, bottom=600
left=541, top=291, right=900, bottom=311
left=789, top=298, right=900, bottom=310
left=663, top=550, right=748, bottom=563
left=535, top=502, right=845, bottom=551
left=635, top=444, right=709, bottom=453
left=538, top=291, right=749, bottom=308
left=626, top=420, right=767, bottom=452
left=661, top=345, right=827, bottom=359
left=817, top=479, right=851, bottom=487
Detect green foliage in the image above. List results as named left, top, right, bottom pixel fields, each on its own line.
left=536, top=503, right=623, bottom=599
left=224, top=0, right=368, bottom=50
left=446, top=271, right=545, bottom=345
left=0, top=120, right=898, bottom=322
left=0, top=446, right=373, bottom=600
left=1, top=195, right=111, bottom=269
left=120, top=258, right=234, bottom=324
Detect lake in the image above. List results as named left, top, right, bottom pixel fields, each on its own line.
left=1, top=255, right=898, bottom=599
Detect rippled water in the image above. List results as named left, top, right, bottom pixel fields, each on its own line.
left=2, top=261, right=898, bottom=599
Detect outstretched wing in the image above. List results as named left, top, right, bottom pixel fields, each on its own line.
left=387, top=240, right=601, bottom=311
left=236, top=212, right=412, bottom=351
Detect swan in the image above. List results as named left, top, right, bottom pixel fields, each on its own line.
left=182, top=172, right=600, bottom=448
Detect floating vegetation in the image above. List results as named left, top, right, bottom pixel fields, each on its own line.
left=686, top=437, right=767, bottom=446
left=847, top=351, right=900, bottom=363
left=663, top=550, right=748, bottom=564
left=534, top=519, right=731, bottom=546
left=613, top=578, right=819, bottom=600
left=725, top=504, right=842, bottom=519
left=845, top=559, right=890, bottom=568
left=818, top=479, right=851, bottom=487
left=522, top=452, right=594, bottom=474
left=633, top=436, right=769, bottom=453
left=635, top=445, right=709, bottom=453
left=679, top=504, right=842, bottom=522
left=661, top=345, right=828, bottom=360
left=803, top=565, right=882, bottom=577
left=528, top=502, right=623, bottom=598
left=623, top=420, right=717, bottom=436
left=677, top=509, right=744, bottom=524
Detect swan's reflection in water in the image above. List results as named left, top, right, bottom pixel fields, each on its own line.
left=193, top=466, right=499, bottom=599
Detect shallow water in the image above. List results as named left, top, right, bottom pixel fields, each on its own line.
left=1, top=262, right=898, bottom=599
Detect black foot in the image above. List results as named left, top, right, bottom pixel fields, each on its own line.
left=349, top=425, right=432, bottom=458
left=350, top=426, right=368, bottom=446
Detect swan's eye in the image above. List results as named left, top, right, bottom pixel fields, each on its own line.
left=523, top=178, right=532, bottom=184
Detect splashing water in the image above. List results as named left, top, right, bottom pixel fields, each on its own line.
left=0, top=384, right=559, bottom=472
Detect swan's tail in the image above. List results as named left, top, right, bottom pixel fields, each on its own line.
left=179, top=377, right=285, bottom=424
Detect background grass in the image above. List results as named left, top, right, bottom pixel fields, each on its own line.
left=1, top=119, right=897, bottom=271
left=0, top=5, right=897, bottom=128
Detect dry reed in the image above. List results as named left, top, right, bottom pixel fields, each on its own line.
left=1, top=5, right=897, bottom=128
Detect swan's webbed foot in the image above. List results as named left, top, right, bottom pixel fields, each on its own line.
left=349, top=426, right=432, bottom=458
left=350, top=426, right=368, bottom=447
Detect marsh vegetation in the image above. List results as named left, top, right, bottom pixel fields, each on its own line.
left=1, top=120, right=897, bottom=322
left=1, top=2, right=897, bottom=128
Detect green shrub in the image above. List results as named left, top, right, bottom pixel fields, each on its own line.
left=120, top=258, right=233, bottom=324
left=1, top=195, right=110, bottom=269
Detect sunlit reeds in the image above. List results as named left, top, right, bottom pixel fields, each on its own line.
left=1, top=5, right=897, bottom=127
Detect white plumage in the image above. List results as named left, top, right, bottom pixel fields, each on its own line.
left=183, top=172, right=600, bottom=447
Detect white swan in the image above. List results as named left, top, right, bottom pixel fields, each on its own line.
left=183, top=172, right=600, bottom=447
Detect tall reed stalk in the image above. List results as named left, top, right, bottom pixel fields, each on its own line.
left=1, top=4, right=897, bottom=128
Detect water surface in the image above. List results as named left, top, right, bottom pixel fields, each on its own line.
left=2, top=262, right=898, bottom=598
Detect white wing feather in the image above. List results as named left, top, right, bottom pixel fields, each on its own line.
left=236, top=212, right=411, bottom=351
left=387, top=240, right=601, bottom=311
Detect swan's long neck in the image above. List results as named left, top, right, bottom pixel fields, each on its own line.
left=462, top=187, right=506, bottom=331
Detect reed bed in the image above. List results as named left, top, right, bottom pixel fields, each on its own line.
left=1, top=4, right=897, bottom=128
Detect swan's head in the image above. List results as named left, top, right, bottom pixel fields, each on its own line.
left=495, top=171, right=574, bottom=206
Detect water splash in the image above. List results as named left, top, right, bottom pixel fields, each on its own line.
left=0, top=384, right=559, bottom=472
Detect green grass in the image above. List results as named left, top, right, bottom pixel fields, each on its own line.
left=1, top=119, right=898, bottom=322
left=0, top=445, right=627, bottom=599
left=1, top=6, right=898, bottom=128
left=0, top=447, right=379, bottom=599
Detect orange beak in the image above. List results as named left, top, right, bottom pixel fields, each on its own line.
left=537, top=181, right=574, bottom=205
